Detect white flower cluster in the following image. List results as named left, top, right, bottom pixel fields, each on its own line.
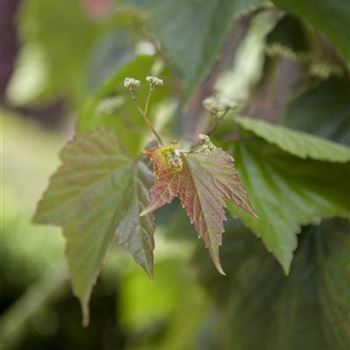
left=123, top=76, right=164, bottom=96
left=146, top=76, right=164, bottom=90
left=203, top=96, right=237, bottom=115
left=123, top=77, right=140, bottom=95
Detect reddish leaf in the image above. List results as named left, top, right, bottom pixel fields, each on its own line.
left=141, top=137, right=256, bottom=274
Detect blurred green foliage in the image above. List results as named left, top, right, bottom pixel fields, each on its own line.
left=2, top=0, right=350, bottom=349
left=195, top=218, right=350, bottom=350
left=272, top=0, right=350, bottom=67
left=284, top=78, right=350, bottom=145
left=124, top=0, right=266, bottom=88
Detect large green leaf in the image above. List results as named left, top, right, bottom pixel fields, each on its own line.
left=227, top=139, right=350, bottom=273
left=272, top=0, right=350, bottom=67
left=195, top=218, right=350, bottom=350
left=125, top=0, right=265, bottom=87
left=33, top=129, right=155, bottom=325
left=233, top=115, right=350, bottom=162
left=284, top=79, right=350, bottom=145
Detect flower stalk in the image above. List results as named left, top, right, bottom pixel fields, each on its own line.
left=124, top=76, right=164, bottom=145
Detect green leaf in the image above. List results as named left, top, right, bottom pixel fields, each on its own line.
left=20, top=0, right=100, bottom=103
left=228, top=139, right=350, bottom=273
left=284, top=79, right=350, bottom=145
left=158, top=216, right=350, bottom=346
left=233, top=115, right=350, bottom=162
left=79, top=55, right=168, bottom=156
left=272, top=0, right=350, bottom=67
left=86, top=30, right=136, bottom=92
left=125, top=0, right=265, bottom=87
left=196, top=219, right=350, bottom=350
left=33, top=129, right=155, bottom=325
left=141, top=139, right=256, bottom=274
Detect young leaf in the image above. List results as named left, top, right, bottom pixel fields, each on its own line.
left=233, top=115, right=350, bottom=162
left=33, top=129, right=155, bottom=326
left=141, top=138, right=256, bottom=274
left=228, top=139, right=350, bottom=273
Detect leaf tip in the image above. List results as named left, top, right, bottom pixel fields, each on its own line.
left=214, top=260, right=226, bottom=276
left=282, top=263, right=291, bottom=276
left=31, top=201, right=45, bottom=225
left=140, top=200, right=161, bottom=217
left=138, top=255, right=154, bottom=280
left=217, top=265, right=226, bottom=276
left=140, top=208, right=149, bottom=217
left=241, top=201, right=258, bottom=218
left=31, top=212, right=40, bottom=225
left=144, top=264, right=154, bottom=280
left=209, top=247, right=226, bottom=276
left=81, top=302, right=90, bottom=328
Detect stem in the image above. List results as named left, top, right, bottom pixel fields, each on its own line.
left=185, top=13, right=254, bottom=141
left=144, top=88, right=152, bottom=118
left=206, top=110, right=229, bottom=136
left=133, top=89, right=164, bottom=145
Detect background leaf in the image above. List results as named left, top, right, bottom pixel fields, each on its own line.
left=233, top=115, right=350, bottom=162
left=227, top=138, right=350, bottom=273
left=195, top=218, right=350, bottom=350
left=19, top=0, right=100, bottom=103
left=272, top=0, right=350, bottom=67
left=33, top=129, right=155, bottom=325
left=284, top=79, right=350, bottom=145
left=125, top=0, right=265, bottom=88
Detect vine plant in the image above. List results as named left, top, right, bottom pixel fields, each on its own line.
left=33, top=75, right=258, bottom=325
left=33, top=70, right=350, bottom=327
left=32, top=2, right=350, bottom=341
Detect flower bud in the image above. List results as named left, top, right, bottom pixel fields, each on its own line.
left=203, top=96, right=237, bottom=115
left=198, top=134, right=216, bottom=152
left=124, top=77, right=140, bottom=98
left=146, top=76, right=163, bottom=90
